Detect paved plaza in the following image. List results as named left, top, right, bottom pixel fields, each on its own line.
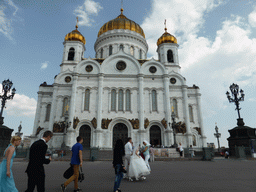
left=12, top=159, right=256, bottom=192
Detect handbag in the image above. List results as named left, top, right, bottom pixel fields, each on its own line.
left=63, top=163, right=73, bottom=179
left=78, top=167, right=84, bottom=182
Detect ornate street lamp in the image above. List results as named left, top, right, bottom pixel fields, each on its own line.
left=15, top=121, right=23, bottom=137
left=214, top=123, right=221, bottom=152
left=56, top=104, right=71, bottom=150
left=226, top=83, right=245, bottom=126
left=0, top=79, right=16, bottom=126
left=169, top=107, right=178, bottom=148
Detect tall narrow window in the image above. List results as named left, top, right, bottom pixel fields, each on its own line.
left=125, top=90, right=131, bottom=111
left=118, top=90, right=124, bottom=111
left=130, top=46, right=134, bottom=56
left=68, top=48, right=75, bottom=61
left=100, top=48, right=103, bottom=58
left=109, top=45, right=113, bottom=56
left=84, top=89, right=90, bottom=111
left=189, top=105, right=193, bottom=122
left=62, top=97, right=69, bottom=116
left=111, top=90, right=116, bottom=111
left=139, top=49, right=142, bottom=59
left=45, top=104, right=51, bottom=121
left=120, top=44, right=124, bottom=50
left=152, top=90, right=157, bottom=111
left=167, top=50, right=174, bottom=63
left=193, top=135, right=196, bottom=146
left=173, top=99, right=178, bottom=117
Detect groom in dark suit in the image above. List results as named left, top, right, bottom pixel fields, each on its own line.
left=25, top=130, right=53, bottom=192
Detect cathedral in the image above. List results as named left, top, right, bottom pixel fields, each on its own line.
left=30, top=8, right=207, bottom=149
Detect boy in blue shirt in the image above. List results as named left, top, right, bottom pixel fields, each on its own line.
left=61, top=136, right=83, bottom=192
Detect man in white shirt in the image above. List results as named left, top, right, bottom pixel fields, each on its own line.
left=124, top=137, right=133, bottom=178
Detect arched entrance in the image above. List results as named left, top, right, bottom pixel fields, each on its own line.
left=79, top=125, right=91, bottom=148
left=113, top=123, right=128, bottom=148
left=150, top=125, right=162, bottom=147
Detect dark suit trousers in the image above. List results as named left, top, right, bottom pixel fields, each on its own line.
left=25, top=171, right=45, bottom=192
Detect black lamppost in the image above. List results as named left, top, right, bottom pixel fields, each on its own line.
left=57, top=104, right=71, bottom=150
left=214, top=123, right=221, bottom=152
left=169, top=108, right=178, bottom=148
left=226, top=83, right=245, bottom=126
left=0, top=79, right=16, bottom=126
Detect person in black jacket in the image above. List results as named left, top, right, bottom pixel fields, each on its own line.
left=113, top=139, right=125, bottom=192
left=25, top=131, right=53, bottom=192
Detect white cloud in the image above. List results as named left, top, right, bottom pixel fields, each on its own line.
left=0, top=0, right=19, bottom=40
left=74, top=0, right=103, bottom=27
left=0, top=84, right=36, bottom=117
left=41, top=61, right=49, bottom=69
left=248, top=6, right=256, bottom=27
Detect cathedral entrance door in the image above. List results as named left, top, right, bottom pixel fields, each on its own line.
left=79, top=125, right=91, bottom=148
left=150, top=125, right=162, bottom=147
left=113, top=123, right=128, bottom=148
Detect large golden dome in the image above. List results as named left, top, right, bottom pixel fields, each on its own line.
left=98, top=8, right=145, bottom=38
left=64, top=22, right=86, bottom=44
left=157, top=28, right=177, bottom=46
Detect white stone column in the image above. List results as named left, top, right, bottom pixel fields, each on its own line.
left=149, top=91, right=152, bottom=113
left=196, top=88, right=207, bottom=147
left=108, top=89, right=111, bottom=112
left=182, top=85, right=192, bottom=147
left=55, top=96, right=64, bottom=121
left=163, top=75, right=173, bottom=146
left=48, top=86, right=58, bottom=132
left=138, top=74, right=145, bottom=143
left=94, top=73, right=104, bottom=147
left=32, top=93, right=43, bottom=135
left=115, top=90, right=118, bottom=112
left=39, top=103, right=47, bottom=128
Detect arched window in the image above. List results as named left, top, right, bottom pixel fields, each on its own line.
left=68, top=48, right=75, bottom=61
left=167, top=50, right=174, bottom=63
left=125, top=90, right=131, bottom=111
left=62, top=97, right=69, bottom=116
left=45, top=104, right=51, bottom=121
left=139, top=49, right=142, bottom=59
left=189, top=105, right=193, bottom=122
left=109, top=45, right=113, bottom=56
left=100, top=48, right=103, bottom=58
left=152, top=90, right=157, bottom=111
left=118, top=90, right=124, bottom=111
left=193, top=135, right=196, bottom=146
left=111, top=90, right=116, bottom=111
left=130, top=46, right=134, bottom=56
left=84, top=89, right=90, bottom=111
left=173, top=99, right=178, bottom=117
left=120, top=44, right=124, bottom=50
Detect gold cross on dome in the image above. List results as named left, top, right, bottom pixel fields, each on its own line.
left=65, top=104, right=69, bottom=112
left=76, top=17, right=79, bottom=29
left=164, top=19, right=167, bottom=32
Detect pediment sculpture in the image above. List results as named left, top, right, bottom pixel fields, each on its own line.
left=144, top=118, right=149, bottom=129
left=102, top=118, right=112, bottom=129
left=53, top=122, right=64, bottom=133
left=73, top=117, right=80, bottom=129
left=161, top=118, right=167, bottom=129
left=175, top=121, right=186, bottom=134
left=36, top=126, right=44, bottom=136
left=129, top=119, right=139, bottom=129
left=194, top=127, right=202, bottom=135
left=91, top=117, right=97, bottom=129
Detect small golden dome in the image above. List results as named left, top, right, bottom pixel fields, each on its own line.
left=98, top=8, right=145, bottom=38
left=65, top=18, right=86, bottom=44
left=157, top=28, right=177, bottom=46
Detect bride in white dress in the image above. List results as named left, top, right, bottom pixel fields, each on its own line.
left=128, top=144, right=150, bottom=181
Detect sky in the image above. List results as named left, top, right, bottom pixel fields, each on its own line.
left=1, top=0, right=256, bottom=148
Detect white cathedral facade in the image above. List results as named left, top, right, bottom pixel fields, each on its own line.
left=30, top=9, right=207, bottom=149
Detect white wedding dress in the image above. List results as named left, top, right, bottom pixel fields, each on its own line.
left=128, top=145, right=150, bottom=180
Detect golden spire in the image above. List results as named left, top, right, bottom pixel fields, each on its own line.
left=164, top=19, right=167, bottom=32
left=76, top=16, right=79, bottom=30
left=121, top=0, right=124, bottom=15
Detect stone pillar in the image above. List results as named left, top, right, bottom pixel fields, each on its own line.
left=39, top=103, right=47, bottom=128
left=95, top=73, right=104, bottom=147
left=56, top=96, right=64, bottom=122
left=48, top=86, right=58, bottom=132
left=32, top=93, right=43, bottom=136
left=163, top=74, right=173, bottom=146
left=196, top=88, right=207, bottom=147
left=138, top=74, right=145, bottom=143
left=182, top=85, right=192, bottom=147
